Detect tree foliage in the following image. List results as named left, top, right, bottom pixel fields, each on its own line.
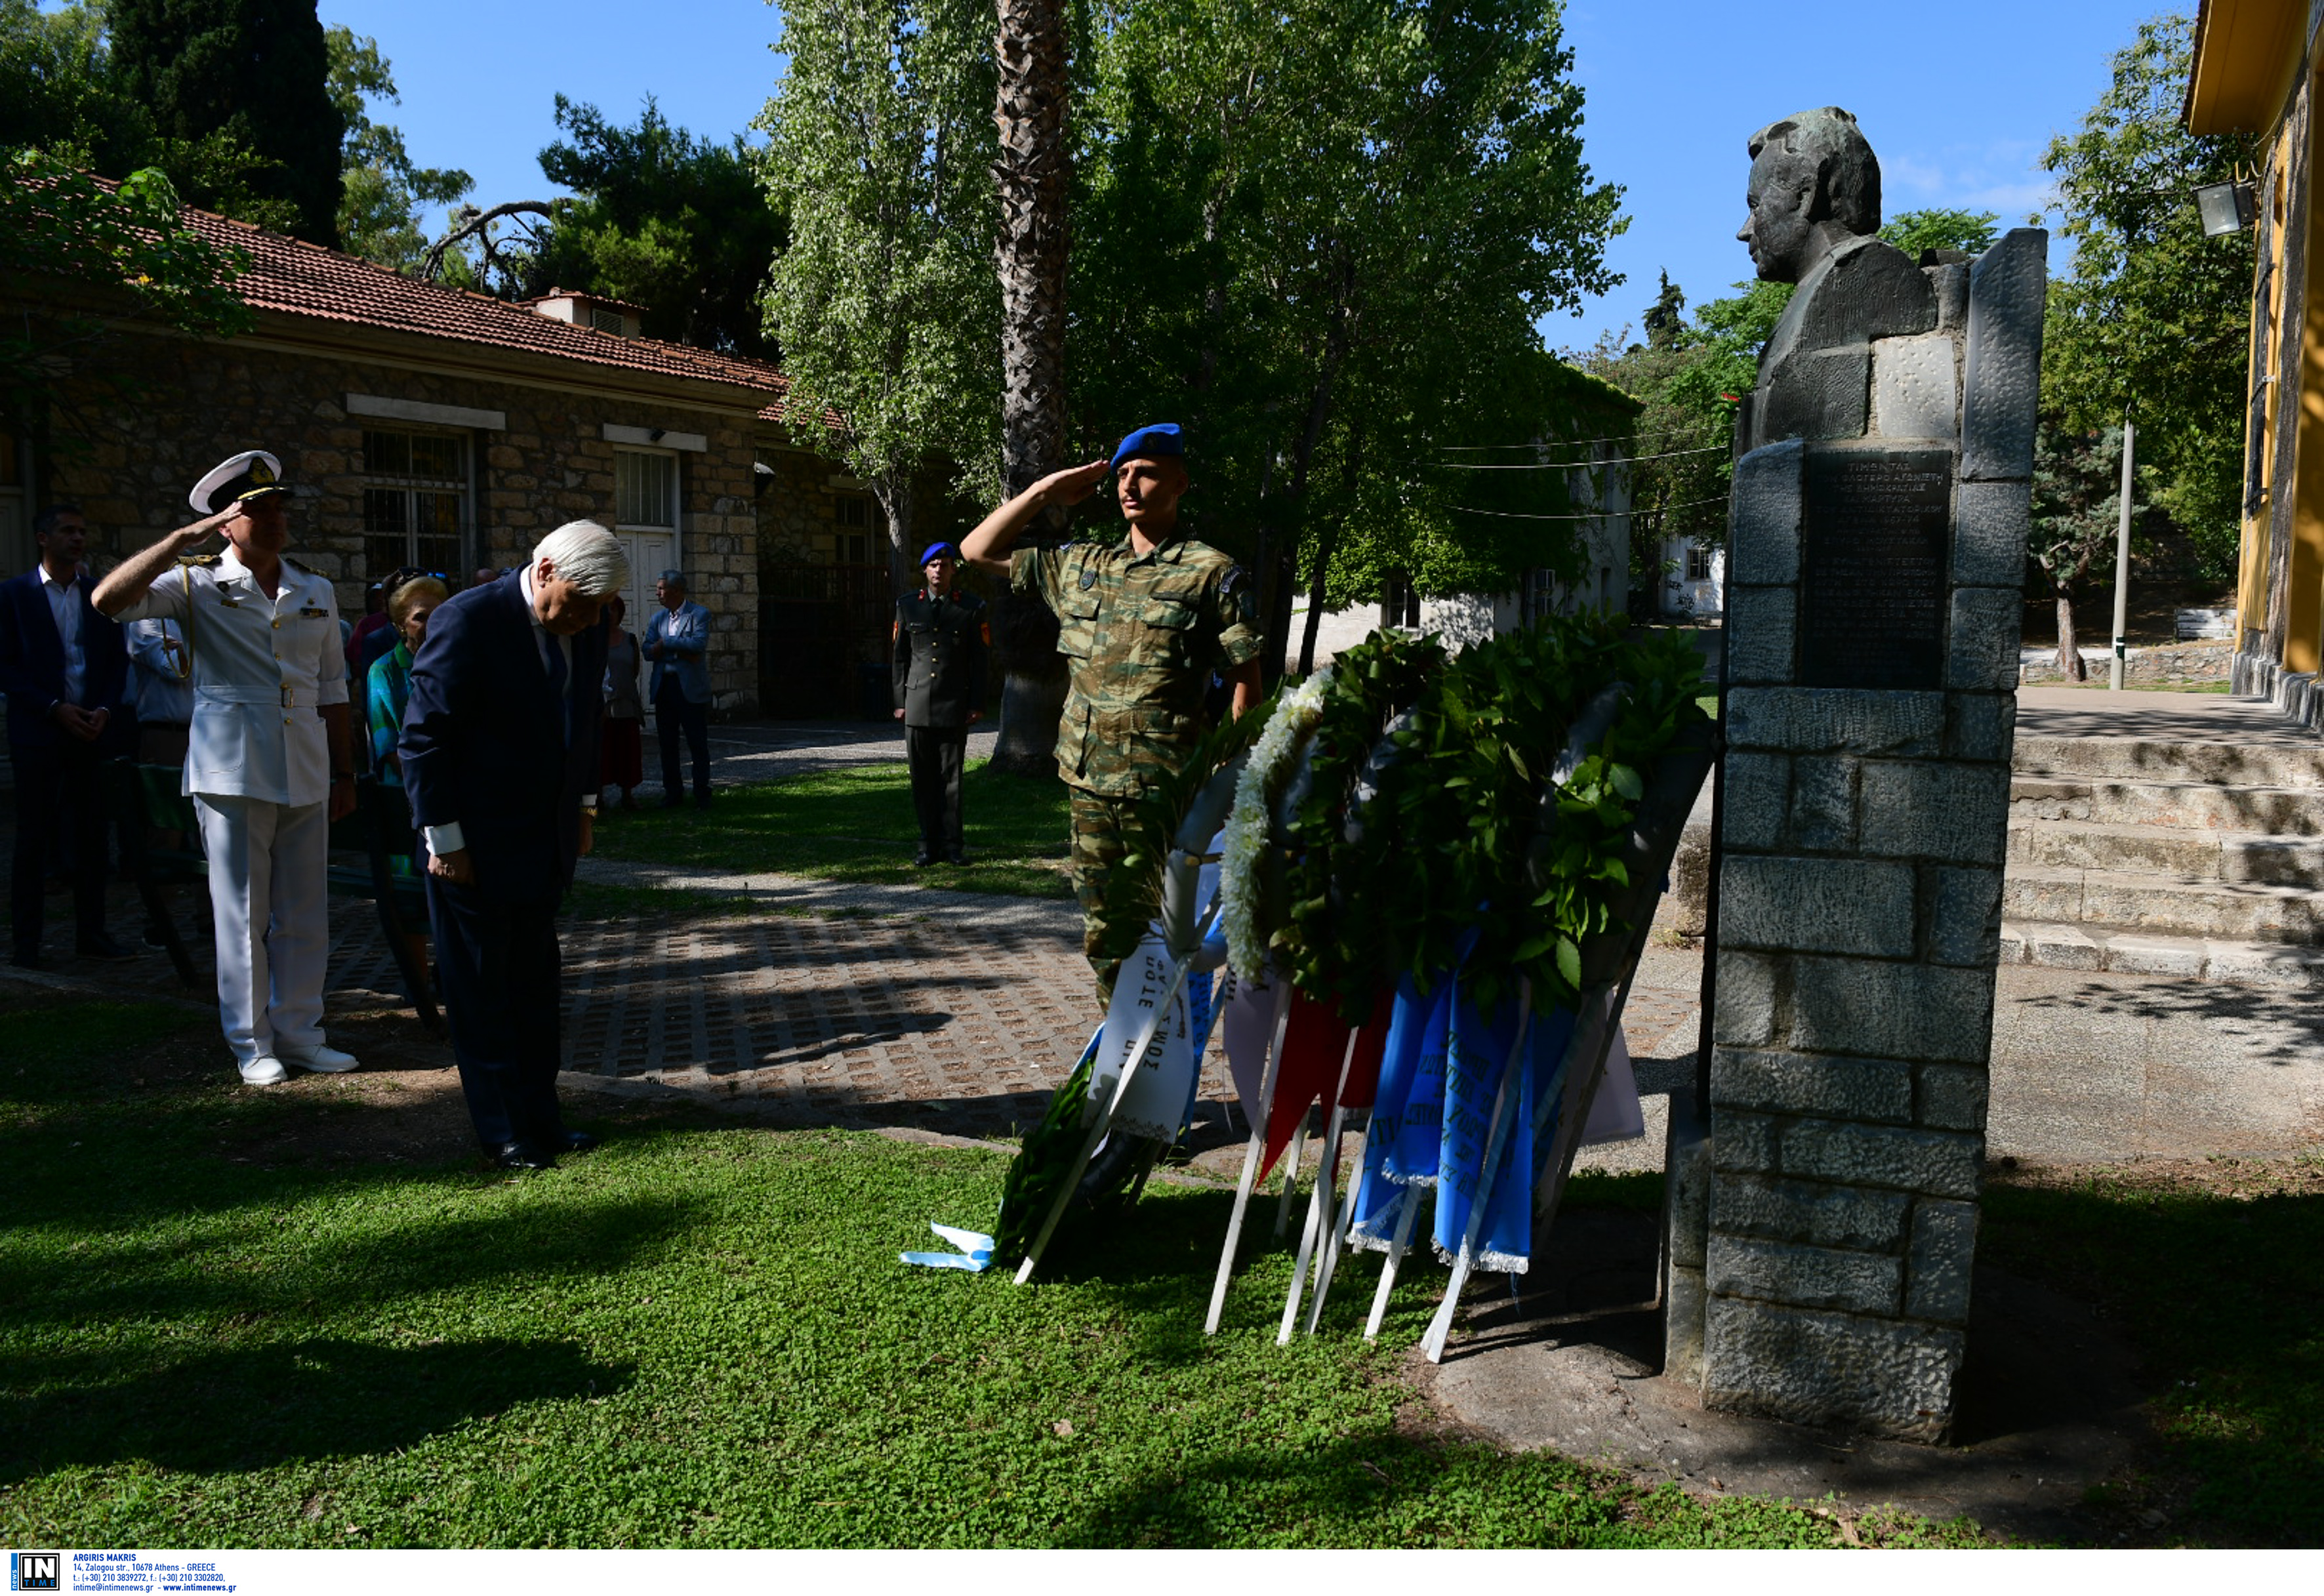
left=1, top=150, right=251, bottom=447
left=1070, top=0, right=1626, bottom=674
left=108, top=0, right=345, bottom=245
left=758, top=0, right=1000, bottom=585
left=325, top=24, right=471, bottom=271
left=523, top=96, right=786, bottom=358
left=2028, top=419, right=2131, bottom=679
left=2041, top=12, right=2254, bottom=581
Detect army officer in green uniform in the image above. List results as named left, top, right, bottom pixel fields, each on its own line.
left=960, top=423, right=1263, bottom=1001
left=891, top=540, right=989, bottom=866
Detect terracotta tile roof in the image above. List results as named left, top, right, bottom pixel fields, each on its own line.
left=178, top=207, right=807, bottom=412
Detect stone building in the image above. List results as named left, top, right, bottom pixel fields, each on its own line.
left=2188, top=5, right=2324, bottom=726
left=0, top=201, right=898, bottom=718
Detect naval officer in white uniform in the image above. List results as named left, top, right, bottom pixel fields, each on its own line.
left=96, top=451, right=362, bottom=1086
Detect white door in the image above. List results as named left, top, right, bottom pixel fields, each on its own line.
left=619, top=531, right=674, bottom=630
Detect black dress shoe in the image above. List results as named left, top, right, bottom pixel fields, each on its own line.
left=75, top=933, right=138, bottom=962
left=946, top=849, right=968, bottom=866
left=487, top=1141, right=558, bottom=1171
left=912, top=849, right=934, bottom=867
left=559, top=1130, right=600, bottom=1154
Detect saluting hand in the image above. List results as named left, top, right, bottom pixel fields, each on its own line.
left=1040, top=459, right=1114, bottom=507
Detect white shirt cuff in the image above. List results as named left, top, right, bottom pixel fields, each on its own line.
left=580, top=794, right=598, bottom=812
left=424, top=821, right=466, bottom=856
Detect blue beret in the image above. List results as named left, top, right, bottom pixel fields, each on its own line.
left=918, top=541, right=958, bottom=565
left=1109, top=422, right=1184, bottom=471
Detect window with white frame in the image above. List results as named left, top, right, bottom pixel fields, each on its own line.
left=615, top=448, right=679, bottom=532
left=361, top=427, right=469, bottom=581
left=1686, top=543, right=1715, bottom=582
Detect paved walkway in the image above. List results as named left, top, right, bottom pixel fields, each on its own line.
left=2013, top=685, right=2317, bottom=743
left=12, top=846, right=2315, bottom=1162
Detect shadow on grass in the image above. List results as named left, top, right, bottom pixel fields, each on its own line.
left=1983, top=1167, right=2324, bottom=1544
left=0, top=1181, right=716, bottom=1329
left=0, top=1336, right=632, bottom=1482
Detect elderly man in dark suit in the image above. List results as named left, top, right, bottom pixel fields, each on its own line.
left=0, top=503, right=137, bottom=968
left=399, top=520, right=626, bottom=1171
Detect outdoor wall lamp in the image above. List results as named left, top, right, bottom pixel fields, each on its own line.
left=2195, top=179, right=2256, bottom=236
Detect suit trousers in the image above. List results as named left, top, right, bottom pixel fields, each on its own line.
left=425, top=875, right=567, bottom=1151
left=655, top=680, right=710, bottom=803
left=906, top=726, right=967, bottom=855
left=9, top=739, right=110, bottom=958
left=194, top=794, right=329, bottom=1063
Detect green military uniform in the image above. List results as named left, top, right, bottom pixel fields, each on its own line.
left=1011, top=532, right=1262, bottom=998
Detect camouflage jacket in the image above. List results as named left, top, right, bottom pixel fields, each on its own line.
left=1011, top=531, right=1262, bottom=797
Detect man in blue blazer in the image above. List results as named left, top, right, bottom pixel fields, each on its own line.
left=0, top=504, right=136, bottom=967
left=643, top=568, right=713, bottom=809
left=399, top=521, right=627, bottom=1170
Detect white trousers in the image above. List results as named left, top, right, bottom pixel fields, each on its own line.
left=194, top=794, right=329, bottom=1063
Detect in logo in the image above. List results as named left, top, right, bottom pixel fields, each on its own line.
left=9, top=1553, right=60, bottom=1593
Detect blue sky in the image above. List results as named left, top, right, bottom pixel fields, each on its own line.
left=304, top=0, right=2155, bottom=348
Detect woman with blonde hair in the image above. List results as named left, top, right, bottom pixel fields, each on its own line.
left=368, top=573, right=449, bottom=788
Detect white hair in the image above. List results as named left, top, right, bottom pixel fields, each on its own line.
left=532, top=520, right=630, bottom=598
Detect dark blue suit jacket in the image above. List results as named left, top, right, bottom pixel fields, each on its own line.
left=0, top=567, right=134, bottom=750
left=398, top=573, right=607, bottom=905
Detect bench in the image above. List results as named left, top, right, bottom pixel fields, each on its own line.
left=104, top=762, right=445, bottom=1036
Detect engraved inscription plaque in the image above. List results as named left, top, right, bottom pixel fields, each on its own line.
left=1799, top=447, right=1953, bottom=689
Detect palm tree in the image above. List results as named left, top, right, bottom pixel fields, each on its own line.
left=989, top=0, right=1072, bottom=773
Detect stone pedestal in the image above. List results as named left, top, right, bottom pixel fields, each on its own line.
left=1665, top=229, right=2047, bottom=1441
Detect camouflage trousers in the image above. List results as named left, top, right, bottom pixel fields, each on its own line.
left=1068, top=787, right=1138, bottom=1006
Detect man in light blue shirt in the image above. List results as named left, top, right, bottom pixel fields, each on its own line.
left=643, top=567, right=712, bottom=809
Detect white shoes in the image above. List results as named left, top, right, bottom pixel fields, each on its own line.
left=278, top=1042, right=359, bottom=1073
left=239, top=1056, right=291, bottom=1086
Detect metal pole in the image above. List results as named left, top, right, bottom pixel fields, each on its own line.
left=2109, top=417, right=2136, bottom=691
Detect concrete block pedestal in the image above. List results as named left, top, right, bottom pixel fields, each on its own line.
left=1666, top=224, right=2047, bottom=1441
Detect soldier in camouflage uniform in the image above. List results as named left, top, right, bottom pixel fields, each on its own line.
left=961, top=423, right=1264, bottom=1000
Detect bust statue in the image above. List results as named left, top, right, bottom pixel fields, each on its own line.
left=1738, top=108, right=1882, bottom=285
left=1739, top=107, right=1937, bottom=447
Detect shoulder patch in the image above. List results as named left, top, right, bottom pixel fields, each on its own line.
left=1220, top=563, right=1250, bottom=597
left=1078, top=567, right=1099, bottom=590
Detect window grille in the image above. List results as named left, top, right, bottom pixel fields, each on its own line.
left=615, top=449, right=678, bottom=530
left=361, top=427, right=468, bottom=582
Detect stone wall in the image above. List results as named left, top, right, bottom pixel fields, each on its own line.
left=24, top=319, right=765, bottom=712
left=1669, top=229, right=2047, bottom=1441
left=2020, top=640, right=2233, bottom=686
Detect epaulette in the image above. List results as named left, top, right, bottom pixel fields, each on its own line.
left=180, top=553, right=224, bottom=567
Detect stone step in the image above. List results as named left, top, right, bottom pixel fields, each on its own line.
left=2003, top=866, right=2324, bottom=945
left=2000, top=920, right=2324, bottom=989
left=2009, top=774, right=2324, bottom=834
left=2007, top=818, right=2324, bottom=886
left=2014, top=733, right=2324, bottom=789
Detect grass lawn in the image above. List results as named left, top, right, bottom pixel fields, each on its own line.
left=9, top=996, right=2317, bottom=1547
left=1981, top=1157, right=2324, bottom=1543
left=3, top=995, right=1980, bottom=1551
left=590, top=761, right=1073, bottom=901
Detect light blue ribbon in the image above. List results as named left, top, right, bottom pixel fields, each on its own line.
left=900, top=1222, right=996, bottom=1271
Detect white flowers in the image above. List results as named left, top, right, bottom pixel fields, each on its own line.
left=1220, top=667, right=1334, bottom=980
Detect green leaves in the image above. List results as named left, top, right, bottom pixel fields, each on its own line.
left=1273, top=617, right=1704, bottom=1018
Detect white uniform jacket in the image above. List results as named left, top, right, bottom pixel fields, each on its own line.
left=115, top=549, right=348, bottom=805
